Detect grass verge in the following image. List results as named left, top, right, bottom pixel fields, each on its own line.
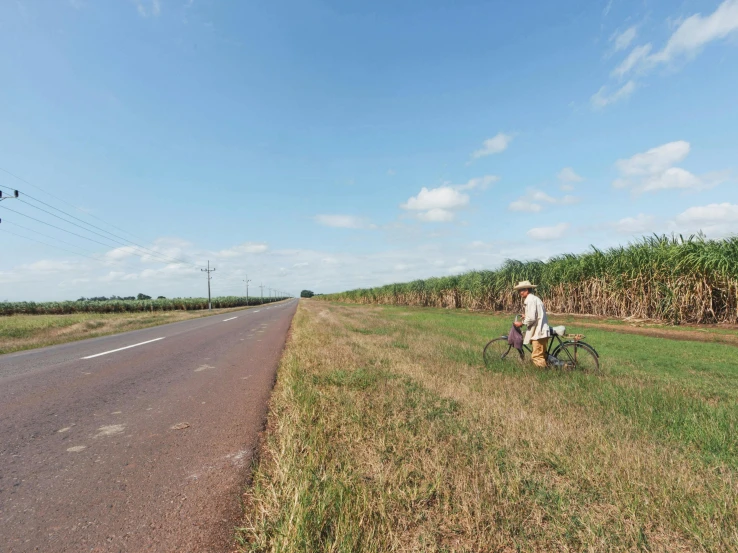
left=0, top=305, right=259, bottom=354
left=237, top=301, right=738, bottom=552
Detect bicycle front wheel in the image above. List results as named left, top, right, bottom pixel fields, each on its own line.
left=483, top=337, right=525, bottom=367
left=552, top=341, right=600, bottom=373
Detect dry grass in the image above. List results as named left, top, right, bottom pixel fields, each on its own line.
left=238, top=301, right=738, bottom=552
left=0, top=305, right=255, bottom=354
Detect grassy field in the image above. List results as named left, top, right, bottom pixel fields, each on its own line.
left=238, top=300, right=738, bottom=552
left=0, top=305, right=258, bottom=354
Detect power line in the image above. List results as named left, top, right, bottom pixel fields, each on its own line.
left=16, top=198, right=196, bottom=268
left=0, top=165, right=151, bottom=243
left=1, top=220, right=155, bottom=274
left=18, top=194, right=197, bottom=268
left=1, top=202, right=193, bottom=269
left=1, top=203, right=129, bottom=250
left=0, top=227, right=117, bottom=265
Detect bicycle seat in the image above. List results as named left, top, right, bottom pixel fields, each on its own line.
left=551, top=325, right=566, bottom=336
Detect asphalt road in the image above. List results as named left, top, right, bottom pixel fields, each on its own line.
left=0, top=299, right=298, bottom=552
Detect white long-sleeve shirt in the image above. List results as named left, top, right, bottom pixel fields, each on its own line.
left=523, top=292, right=550, bottom=344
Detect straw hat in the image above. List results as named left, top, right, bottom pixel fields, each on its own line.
left=513, top=280, right=537, bottom=291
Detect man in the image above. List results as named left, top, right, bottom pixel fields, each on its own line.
left=513, top=280, right=550, bottom=368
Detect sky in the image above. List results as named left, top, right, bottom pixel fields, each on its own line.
left=1, top=0, right=737, bottom=301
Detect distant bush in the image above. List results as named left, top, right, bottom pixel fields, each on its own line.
left=0, top=295, right=288, bottom=316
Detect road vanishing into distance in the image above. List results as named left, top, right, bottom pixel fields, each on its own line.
left=0, top=299, right=298, bottom=553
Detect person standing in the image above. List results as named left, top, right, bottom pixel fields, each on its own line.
left=512, top=280, right=550, bottom=368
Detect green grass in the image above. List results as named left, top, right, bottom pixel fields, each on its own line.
left=0, top=305, right=259, bottom=354
left=239, top=301, right=738, bottom=552
left=382, top=305, right=738, bottom=467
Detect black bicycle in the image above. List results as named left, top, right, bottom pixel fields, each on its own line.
left=483, top=322, right=600, bottom=372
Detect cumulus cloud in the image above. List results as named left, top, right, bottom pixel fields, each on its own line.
left=417, top=208, right=456, bottom=222
left=401, top=175, right=497, bottom=222
left=471, top=133, right=512, bottom=159
left=401, top=187, right=469, bottom=211
left=527, top=223, right=569, bottom=241
left=558, top=167, right=584, bottom=183
left=674, top=203, right=738, bottom=237
left=613, top=141, right=728, bottom=194
left=314, top=214, right=375, bottom=229
left=591, top=80, right=636, bottom=108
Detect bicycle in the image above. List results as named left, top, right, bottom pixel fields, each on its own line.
left=483, top=322, right=600, bottom=372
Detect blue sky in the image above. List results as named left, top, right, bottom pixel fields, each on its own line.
left=1, top=0, right=737, bottom=301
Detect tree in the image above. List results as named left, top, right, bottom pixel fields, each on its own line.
left=157, top=296, right=166, bottom=299
left=136, top=293, right=152, bottom=300
left=300, top=290, right=314, bottom=298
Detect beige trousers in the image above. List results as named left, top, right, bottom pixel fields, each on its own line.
left=531, top=338, right=549, bottom=368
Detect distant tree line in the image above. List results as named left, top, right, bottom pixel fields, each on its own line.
left=76, top=293, right=166, bottom=302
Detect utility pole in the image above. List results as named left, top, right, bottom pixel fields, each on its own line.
left=260, top=283, right=264, bottom=305
left=243, top=276, right=251, bottom=305
left=201, top=260, right=215, bottom=310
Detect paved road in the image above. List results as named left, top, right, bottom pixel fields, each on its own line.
left=0, top=299, right=298, bottom=552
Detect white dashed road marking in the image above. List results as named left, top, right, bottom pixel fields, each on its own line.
left=94, top=424, right=125, bottom=438
left=81, top=337, right=165, bottom=360
left=223, top=317, right=238, bottom=322
left=67, top=446, right=86, bottom=452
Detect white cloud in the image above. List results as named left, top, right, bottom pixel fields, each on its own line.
left=650, top=0, right=738, bottom=65
left=401, top=176, right=497, bottom=222
left=132, top=0, right=161, bottom=17
left=471, top=133, right=512, bottom=159
left=401, top=186, right=469, bottom=211
left=455, top=175, right=500, bottom=191
left=615, top=140, right=690, bottom=176
left=612, top=141, right=728, bottom=194
left=591, top=80, right=636, bottom=108
left=612, top=214, right=657, bottom=234
left=508, top=190, right=580, bottom=212
left=509, top=200, right=542, bottom=213
left=674, top=203, right=738, bottom=237
left=611, top=26, right=638, bottom=52
left=527, top=223, right=570, bottom=241
left=557, top=167, right=584, bottom=183
left=597, top=0, right=738, bottom=101
left=314, top=214, right=375, bottom=229
left=216, top=242, right=269, bottom=257
left=417, top=208, right=456, bottom=222
left=611, top=44, right=653, bottom=78
left=560, top=184, right=575, bottom=192
left=387, top=169, right=396, bottom=176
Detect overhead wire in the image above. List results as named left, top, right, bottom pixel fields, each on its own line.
left=1, top=220, right=161, bottom=275
left=17, top=194, right=198, bottom=267
left=0, top=166, right=151, bottom=243
left=16, top=198, right=197, bottom=268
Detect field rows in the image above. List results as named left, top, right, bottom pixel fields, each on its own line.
left=322, top=235, right=738, bottom=324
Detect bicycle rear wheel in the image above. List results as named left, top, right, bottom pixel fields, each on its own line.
left=483, top=337, right=525, bottom=367
left=552, top=341, right=600, bottom=373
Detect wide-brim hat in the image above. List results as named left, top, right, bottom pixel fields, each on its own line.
left=513, top=280, right=537, bottom=291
